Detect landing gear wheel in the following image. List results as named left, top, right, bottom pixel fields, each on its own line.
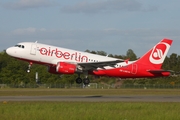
left=27, top=69, right=30, bottom=73
left=76, top=77, right=82, bottom=84
left=27, top=62, right=33, bottom=73
left=83, top=78, right=90, bottom=85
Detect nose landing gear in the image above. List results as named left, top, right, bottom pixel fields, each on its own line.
left=27, top=62, right=33, bottom=73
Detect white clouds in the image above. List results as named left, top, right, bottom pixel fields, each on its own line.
left=3, top=27, right=178, bottom=56
left=61, top=0, right=142, bottom=14
left=0, top=27, right=179, bottom=57
left=1, top=0, right=180, bottom=57
left=10, top=27, right=180, bottom=41
left=2, top=0, right=157, bottom=13
left=3, top=0, right=56, bottom=10
left=12, top=27, right=46, bottom=35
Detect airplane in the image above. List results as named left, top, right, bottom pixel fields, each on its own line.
left=6, top=38, right=173, bottom=85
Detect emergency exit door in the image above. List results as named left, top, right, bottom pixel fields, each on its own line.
left=30, top=44, right=37, bottom=55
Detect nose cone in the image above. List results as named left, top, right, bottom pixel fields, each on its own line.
left=6, top=47, right=15, bottom=57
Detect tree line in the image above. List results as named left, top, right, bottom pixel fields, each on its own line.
left=0, top=49, right=180, bottom=85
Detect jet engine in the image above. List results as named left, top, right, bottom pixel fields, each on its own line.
left=48, top=62, right=77, bottom=74
left=57, top=62, right=77, bottom=74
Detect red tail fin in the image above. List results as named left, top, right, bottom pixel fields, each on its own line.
left=136, top=38, right=173, bottom=69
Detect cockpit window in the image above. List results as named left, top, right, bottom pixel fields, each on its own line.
left=15, top=44, right=25, bottom=49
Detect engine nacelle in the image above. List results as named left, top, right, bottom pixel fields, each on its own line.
left=56, top=62, right=76, bottom=74
left=48, top=66, right=59, bottom=74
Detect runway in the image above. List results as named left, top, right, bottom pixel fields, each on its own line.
left=0, top=95, right=180, bottom=102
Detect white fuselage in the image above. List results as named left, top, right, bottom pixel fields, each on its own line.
left=6, top=42, right=131, bottom=69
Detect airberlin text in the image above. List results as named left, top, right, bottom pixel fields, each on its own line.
left=39, top=47, right=88, bottom=62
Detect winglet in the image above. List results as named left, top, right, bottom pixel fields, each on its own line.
left=125, top=58, right=130, bottom=64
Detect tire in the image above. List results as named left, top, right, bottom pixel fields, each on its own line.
left=83, top=78, right=90, bottom=85
left=76, top=77, right=82, bottom=84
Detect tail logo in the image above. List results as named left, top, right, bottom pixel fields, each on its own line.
left=149, top=42, right=170, bottom=64
left=153, top=49, right=163, bottom=59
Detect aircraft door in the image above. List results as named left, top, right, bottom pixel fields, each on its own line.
left=30, top=44, right=37, bottom=55
left=131, top=64, right=137, bottom=74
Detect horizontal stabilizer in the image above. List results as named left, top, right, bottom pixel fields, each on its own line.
left=147, top=70, right=174, bottom=73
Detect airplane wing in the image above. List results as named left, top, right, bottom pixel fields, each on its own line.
left=78, top=60, right=124, bottom=71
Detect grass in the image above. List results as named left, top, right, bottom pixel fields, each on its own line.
left=0, top=88, right=180, bottom=120
left=0, top=88, right=180, bottom=96
left=0, top=101, right=180, bottom=120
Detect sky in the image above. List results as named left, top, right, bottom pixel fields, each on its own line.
left=0, top=0, right=180, bottom=57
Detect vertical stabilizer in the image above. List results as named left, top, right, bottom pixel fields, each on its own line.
left=136, top=38, right=173, bottom=69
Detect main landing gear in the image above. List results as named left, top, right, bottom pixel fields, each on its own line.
left=76, top=74, right=90, bottom=85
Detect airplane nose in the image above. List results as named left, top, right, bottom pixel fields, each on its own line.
left=6, top=47, right=15, bottom=56
left=6, top=48, right=11, bottom=55
left=6, top=48, right=9, bottom=55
